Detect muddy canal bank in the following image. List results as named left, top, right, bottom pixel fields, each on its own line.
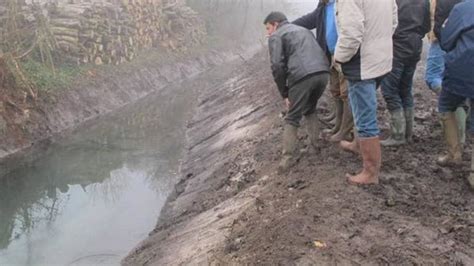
left=0, top=45, right=261, bottom=177
left=123, top=48, right=280, bottom=266
left=0, top=45, right=265, bottom=265
left=124, top=51, right=473, bottom=265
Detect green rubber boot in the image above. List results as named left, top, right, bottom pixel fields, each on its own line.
left=381, top=110, right=407, bottom=147
left=438, top=112, right=463, bottom=166
left=404, top=108, right=415, bottom=143
left=305, top=113, right=320, bottom=149
left=469, top=147, right=474, bottom=190
left=322, top=97, right=337, bottom=122
left=323, top=98, right=343, bottom=134
left=455, top=107, right=467, bottom=145
left=278, top=124, right=298, bottom=174
left=330, top=99, right=354, bottom=142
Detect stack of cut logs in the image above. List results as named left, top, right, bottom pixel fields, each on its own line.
left=47, top=0, right=206, bottom=65
left=0, top=6, right=4, bottom=49
left=0, top=3, right=9, bottom=51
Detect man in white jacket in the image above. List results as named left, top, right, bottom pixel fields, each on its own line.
left=334, top=0, right=398, bottom=184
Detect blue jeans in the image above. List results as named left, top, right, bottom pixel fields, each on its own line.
left=438, top=89, right=474, bottom=132
left=425, top=42, right=445, bottom=91
left=381, top=59, right=416, bottom=112
left=348, top=79, right=380, bottom=138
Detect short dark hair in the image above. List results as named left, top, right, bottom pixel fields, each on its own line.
left=264, top=12, right=287, bottom=25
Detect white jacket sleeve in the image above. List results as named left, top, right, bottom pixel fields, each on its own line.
left=392, top=0, right=399, bottom=34
left=334, top=0, right=364, bottom=63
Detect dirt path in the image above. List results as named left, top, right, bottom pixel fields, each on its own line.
left=124, top=51, right=473, bottom=265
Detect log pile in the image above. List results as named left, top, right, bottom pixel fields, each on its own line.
left=0, top=6, right=5, bottom=50
left=46, top=0, right=206, bottom=65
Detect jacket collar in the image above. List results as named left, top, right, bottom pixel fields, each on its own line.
left=277, top=20, right=289, bottom=29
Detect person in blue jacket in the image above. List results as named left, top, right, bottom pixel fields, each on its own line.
left=437, top=0, right=474, bottom=189
left=425, top=0, right=467, bottom=161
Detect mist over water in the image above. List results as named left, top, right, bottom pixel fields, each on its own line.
left=0, top=79, right=191, bottom=265
left=0, top=1, right=318, bottom=265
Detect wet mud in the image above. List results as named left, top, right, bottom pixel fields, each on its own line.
left=124, top=51, right=473, bottom=265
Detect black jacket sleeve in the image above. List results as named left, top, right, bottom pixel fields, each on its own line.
left=292, top=3, right=323, bottom=30
left=434, top=0, right=461, bottom=41
left=292, top=2, right=330, bottom=59
left=268, top=35, right=288, bottom=98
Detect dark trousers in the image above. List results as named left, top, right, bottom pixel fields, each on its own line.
left=439, top=89, right=474, bottom=133
left=381, top=59, right=417, bottom=112
left=286, top=73, right=329, bottom=127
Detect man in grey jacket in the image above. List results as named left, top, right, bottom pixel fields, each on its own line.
left=335, top=0, right=398, bottom=184
left=264, top=12, right=330, bottom=174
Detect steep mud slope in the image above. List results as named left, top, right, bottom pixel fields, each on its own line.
left=125, top=51, right=473, bottom=265
left=123, top=49, right=281, bottom=266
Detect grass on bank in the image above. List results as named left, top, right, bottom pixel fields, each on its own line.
left=20, top=59, right=89, bottom=93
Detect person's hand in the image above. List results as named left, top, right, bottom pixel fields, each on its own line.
left=332, top=58, right=342, bottom=73
left=284, top=98, right=291, bottom=110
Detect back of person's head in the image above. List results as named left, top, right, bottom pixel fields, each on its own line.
left=264, top=12, right=288, bottom=25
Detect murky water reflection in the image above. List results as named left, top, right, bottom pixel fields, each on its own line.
left=0, top=80, right=194, bottom=265
left=0, top=3, right=319, bottom=264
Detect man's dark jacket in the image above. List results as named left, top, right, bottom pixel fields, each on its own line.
left=291, top=1, right=331, bottom=59
left=441, top=0, right=474, bottom=98
left=269, top=21, right=329, bottom=98
left=434, top=0, right=462, bottom=41
left=393, top=0, right=431, bottom=65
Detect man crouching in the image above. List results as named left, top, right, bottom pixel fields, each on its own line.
left=264, top=12, right=330, bottom=174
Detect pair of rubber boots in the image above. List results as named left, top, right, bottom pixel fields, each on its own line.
left=437, top=111, right=474, bottom=189
left=380, top=108, right=414, bottom=146
left=382, top=107, right=467, bottom=147
left=278, top=113, right=320, bottom=174
left=322, top=98, right=354, bottom=142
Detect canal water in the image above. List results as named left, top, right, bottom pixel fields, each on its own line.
left=0, top=2, right=317, bottom=265
left=0, top=78, right=195, bottom=265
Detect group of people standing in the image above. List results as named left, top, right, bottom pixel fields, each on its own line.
left=264, top=0, right=474, bottom=189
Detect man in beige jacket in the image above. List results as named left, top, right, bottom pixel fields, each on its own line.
left=335, top=0, right=398, bottom=184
